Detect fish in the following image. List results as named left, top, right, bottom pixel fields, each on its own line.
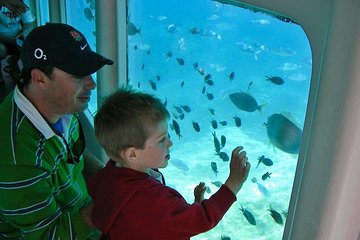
left=128, top=20, right=141, bottom=36
left=173, top=106, right=183, bottom=114
left=178, top=113, right=185, bottom=120
left=247, top=81, right=253, bottom=91
left=264, top=113, right=302, bottom=154
left=166, top=23, right=178, bottom=33
left=148, top=80, right=157, bottom=91
left=252, top=19, right=270, bottom=25
left=176, top=58, right=185, bottom=65
left=269, top=207, right=283, bottom=225
left=219, top=121, right=227, bottom=126
left=240, top=205, right=256, bottom=225
left=220, top=135, right=226, bottom=148
left=207, top=14, right=219, bottom=20
left=216, top=151, right=229, bottom=162
left=201, top=86, right=206, bottom=94
left=180, top=81, right=184, bottom=88
left=206, top=92, right=214, bottom=100
left=190, top=27, right=201, bottom=34
left=229, top=92, right=263, bottom=113
left=84, top=7, right=94, bottom=21
left=172, top=119, right=182, bottom=139
left=204, top=79, right=214, bottom=86
left=236, top=41, right=266, bottom=60
left=85, top=0, right=95, bottom=8
left=256, top=155, right=273, bottom=167
left=209, top=108, right=216, bottom=115
left=282, top=210, right=288, bottom=219
left=157, top=15, right=168, bottom=21
left=211, top=181, right=222, bottom=188
left=166, top=51, right=173, bottom=59
left=155, top=75, right=160, bottom=81
left=266, top=76, right=284, bottom=85
left=262, top=172, right=272, bottom=181
left=221, top=235, right=231, bottom=240
left=178, top=38, right=185, bottom=51
left=204, top=74, right=212, bottom=80
left=212, top=132, right=221, bottom=153
left=192, top=121, right=200, bottom=132
left=268, top=46, right=296, bottom=57
left=233, top=115, right=241, bottom=127
left=193, top=62, right=198, bottom=69
left=205, top=186, right=211, bottom=194
left=197, top=67, right=205, bottom=75
left=251, top=177, right=270, bottom=197
left=278, top=62, right=302, bottom=71
left=286, top=73, right=307, bottom=82
left=201, top=29, right=221, bottom=40
left=210, top=119, right=218, bottom=129
left=170, top=158, right=189, bottom=172
left=211, top=162, right=218, bottom=176
left=180, top=105, right=191, bottom=113
left=229, top=71, right=235, bottom=81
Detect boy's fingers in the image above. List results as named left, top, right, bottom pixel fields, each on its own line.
left=232, top=146, right=244, bottom=158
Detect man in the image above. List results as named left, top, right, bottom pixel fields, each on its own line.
left=0, top=23, right=113, bottom=239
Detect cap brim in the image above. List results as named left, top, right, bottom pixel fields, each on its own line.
left=56, top=51, right=113, bottom=76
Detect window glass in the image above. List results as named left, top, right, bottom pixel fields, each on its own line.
left=128, top=0, right=312, bottom=239
left=37, top=0, right=50, bottom=25
left=65, top=0, right=97, bottom=114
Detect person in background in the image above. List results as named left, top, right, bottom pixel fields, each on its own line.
left=0, top=0, right=35, bottom=83
left=0, top=23, right=113, bottom=239
left=89, top=88, right=251, bottom=240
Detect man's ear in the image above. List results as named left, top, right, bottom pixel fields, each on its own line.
left=30, top=68, right=47, bottom=88
left=120, top=147, right=137, bottom=162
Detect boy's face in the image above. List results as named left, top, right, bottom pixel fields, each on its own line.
left=135, top=120, right=173, bottom=171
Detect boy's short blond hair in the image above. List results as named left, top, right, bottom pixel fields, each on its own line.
left=94, top=88, right=170, bottom=158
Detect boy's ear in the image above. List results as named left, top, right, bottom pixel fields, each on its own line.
left=121, top=147, right=137, bottom=162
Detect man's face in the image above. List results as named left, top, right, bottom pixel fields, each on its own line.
left=44, top=67, right=96, bottom=115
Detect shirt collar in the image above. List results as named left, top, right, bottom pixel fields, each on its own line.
left=13, top=86, right=72, bottom=139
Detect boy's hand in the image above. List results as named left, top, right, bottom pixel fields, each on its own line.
left=224, top=146, right=251, bottom=195
left=194, top=182, right=206, bottom=203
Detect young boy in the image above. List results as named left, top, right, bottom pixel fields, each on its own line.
left=88, top=88, right=251, bottom=240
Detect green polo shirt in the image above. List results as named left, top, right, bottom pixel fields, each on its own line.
left=0, top=87, right=97, bottom=239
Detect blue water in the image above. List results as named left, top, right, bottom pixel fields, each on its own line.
left=78, top=0, right=312, bottom=239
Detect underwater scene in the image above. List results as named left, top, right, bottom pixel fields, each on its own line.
left=127, top=0, right=312, bottom=239
left=73, top=0, right=312, bottom=239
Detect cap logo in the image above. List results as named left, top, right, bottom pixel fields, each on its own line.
left=80, top=44, right=87, bottom=50
left=69, top=30, right=82, bottom=41
left=34, top=48, right=47, bottom=60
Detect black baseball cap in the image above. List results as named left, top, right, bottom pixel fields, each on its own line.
left=21, top=23, right=113, bottom=76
